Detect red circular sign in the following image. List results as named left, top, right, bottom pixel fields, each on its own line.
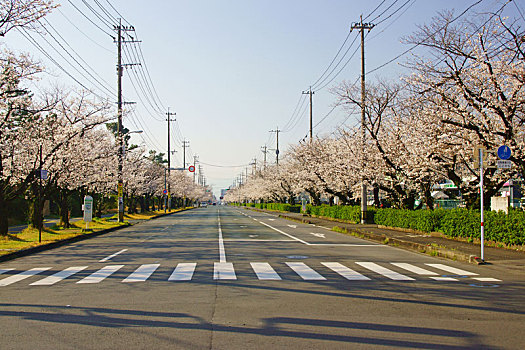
left=188, top=165, right=195, bottom=173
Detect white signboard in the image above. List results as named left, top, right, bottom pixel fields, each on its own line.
left=497, top=160, right=512, bottom=169
left=83, top=195, right=93, bottom=222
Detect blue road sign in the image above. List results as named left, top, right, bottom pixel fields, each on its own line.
left=497, top=145, right=511, bottom=160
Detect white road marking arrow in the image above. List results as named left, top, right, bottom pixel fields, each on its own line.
left=287, top=224, right=297, bottom=229
left=310, top=232, right=326, bottom=238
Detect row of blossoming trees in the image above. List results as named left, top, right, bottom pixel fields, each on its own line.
left=225, top=12, right=525, bottom=211
left=0, top=0, right=212, bottom=235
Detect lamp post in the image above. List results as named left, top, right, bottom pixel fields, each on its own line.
left=118, top=130, right=143, bottom=221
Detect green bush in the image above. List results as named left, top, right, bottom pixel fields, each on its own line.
left=306, top=205, right=362, bottom=223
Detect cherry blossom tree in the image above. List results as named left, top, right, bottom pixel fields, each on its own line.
left=0, top=0, right=56, bottom=37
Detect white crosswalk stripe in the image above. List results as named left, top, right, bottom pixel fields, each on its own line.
left=0, top=267, right=52, bottom=286
left=214, top=262, right=236, bottom=280
left=390, top=263, right=439, bottom=275
left=286, top=262, right=326, bottom=280
left=122, top=264, right=160, bottom=283
left=425, top=264, right=478, bottom=276
left=251, top=262, right=281, bottom=280
left=356, top=262, right=415, bottom=281
left=31, top=266, right=88, bottom=286
left=0, top=262, right=499, bottom=286
left=0, top=268, right=14, bottom=275
left=77, top=265, right=124, bottom=284
left=169, top=263, right=197, bottom=281
left=321, top=262, right=370, bottom=280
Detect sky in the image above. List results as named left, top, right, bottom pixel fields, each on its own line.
left=3, top=0, right=522, bottom=197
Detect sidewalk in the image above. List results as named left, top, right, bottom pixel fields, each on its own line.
left=252, top=209, right=525, bottom=266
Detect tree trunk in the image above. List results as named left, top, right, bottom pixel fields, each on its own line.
left=0, top=193, right=8, bottom=235
left=58, top=189, right=71, bottom=228
left=373, top=185, right=380, bottom=208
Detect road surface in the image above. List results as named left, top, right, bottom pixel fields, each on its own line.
left=1, top=206, right=523, bottom=349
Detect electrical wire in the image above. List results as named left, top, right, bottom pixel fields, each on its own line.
left=366, top=0, right=485, bottom=75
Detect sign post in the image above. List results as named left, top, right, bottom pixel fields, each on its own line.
left=478, top=148, right=484, bottom=262
left=83, top=195, right=93, bottom=231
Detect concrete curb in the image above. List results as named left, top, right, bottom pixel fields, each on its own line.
left=277, top=213, right=476, bottom=264
left=0, top=208, right=194, bottom=263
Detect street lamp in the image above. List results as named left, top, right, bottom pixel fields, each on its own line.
left=164, top=167, right=178, bottom=213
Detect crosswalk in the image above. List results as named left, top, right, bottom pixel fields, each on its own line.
left=0, top=261, right=501, bottom=287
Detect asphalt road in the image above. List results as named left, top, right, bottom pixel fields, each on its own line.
left=1, top=206, right=524, bottom=349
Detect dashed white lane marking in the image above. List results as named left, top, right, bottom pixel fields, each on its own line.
left=214, top=262, right=237, bottom=280
left=99, top=249, right=128, bottom=262
left=287, top=225, right=297, bottom=229
left=356, top=262, right=414, bottom=281
left=322, top=262, right=370, bottom=280
left=0, top=267, right=52, bottom=286
left=430, top=276, right=459, bottom=281
left=218, top=210, right=226, bottom=263
left=472, top=277, right=501, bottom=282
left=122, top=264, right=160, bottom=283
left=30, top=266, right=88, bottom=286
left=77, top=265, right=124, bottom=284
left=425, top=264, right=478, bottom=276
left=391, top=263, right=439, bottom=275
left=169, top=263, right=196, bottom=281
left=250, top=262, right=281, bottom=280
left=286, top=262, right=326, bottom=280
left=268, top=219, right=275, bottom=221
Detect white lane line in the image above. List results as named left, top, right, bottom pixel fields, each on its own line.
left=214, top=262, right=236, bottom=280
left=30, top=266, right=88, bottom=286
left=99, top=249, right=128, bottom=262
left=307, top=244, right=384, bottom=247
left=286, top=262, right=326, bottom=280
left=425, top=263, right=478, bottom=276
left=268, top=218, right=275, bottom=221
left=390, top=263, right=439, bottom=276
left=122, top=264, right=160, bottom=283
left=224, top=239, right=297, bottom=242
left=218, top=210, right=226, bottom=263
left=472, top=277, right=501, bottom=282
left=77, top=265, right=124, bottom=284
left=169, top=263, right=197, bottom=281
left=251, top=262, right=281, bottom=280
left=356, top=262, right=414, bottom=281
left=430, top=276, right=459, bottom=281
left=0, top=267, right=52, bottom=286
left=257, top=221, right=309, bottom=245
left=287, top=224, right=297, bottom=229
left=0, top=268, right=14, bottom=275
left=322, top=262, right=370, bottom=280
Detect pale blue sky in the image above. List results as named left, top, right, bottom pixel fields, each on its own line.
left=4, top=0, right=521, bottom=196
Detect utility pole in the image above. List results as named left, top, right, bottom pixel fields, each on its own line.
left=114, top=18, right=139, bottom=223
left=351, top=16, right=374, bottom=225
left=166, top=108, right=176, bottom=210
left=182, top=139, right=190, bottom=169
left=269, top=128, right=281, bottom=166
left=261, top=145, right=268, bottom=171
left=251, top=158, right=257, bottom=175
left=302, top=86, right=314, bottom=140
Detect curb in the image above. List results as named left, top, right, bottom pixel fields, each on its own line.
left=276, top=213, right=477, bottom=264
left=0, top=208, right=193, bottom=263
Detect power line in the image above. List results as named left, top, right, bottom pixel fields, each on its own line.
left=366, top=0, right=484, bottom=75
left=66, top=0, right=114, bottom=37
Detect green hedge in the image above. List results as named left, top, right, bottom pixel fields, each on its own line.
left=306, top=204, right=362, bottom=223
left=239, top=202, right=525, bottom=245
